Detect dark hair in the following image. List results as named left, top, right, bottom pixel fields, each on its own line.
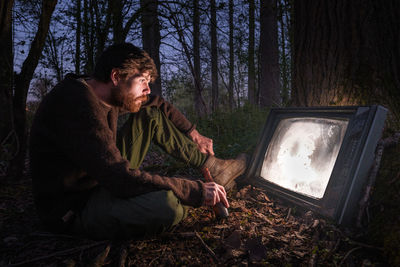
left=92, top=43, right=158, bottom=83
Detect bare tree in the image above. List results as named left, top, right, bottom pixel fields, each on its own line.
left=8, top=0, right=58, bottom=177
left=141, top=0, right=162, bottom=95
left=193, top=0, right=207, bottom=116
left=228, top=0, right=234, bottom=110
left=0, top=0, right=15, bottom=175
left=259, top=0, right=281, bottom=107
left=75, top=0, right=81, bottom=74
left=210, top=0, right=218, bottom=111
left=248, top=0, right=256, bottom=105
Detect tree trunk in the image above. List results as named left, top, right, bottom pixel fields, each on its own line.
left=279, top=0, right=290, bottom=105
left=93, top=0, right=111, bottom=61
left=228, top=0, right=234, bottom=111
left=110, top=0, right=123, bottom=43
left=75, top=0, right=81, bottom=74
left=292, top=0, right=400, bottom=127
left=193, top=0, right=207, bottom=116
left=210, top=0, right=218, bottom=112
left=259, top=0, right=281, bottom=107
left=83, top=0, right=93, bottom=73
left=248, top=0, right=256, bottom=105
left=0, top=0, right=16, bottom=176
left=9, top=0, right=57, bottom=178
left=0, top=0, right=14, bottom=150
left=141, top=0, right=162, bottom=96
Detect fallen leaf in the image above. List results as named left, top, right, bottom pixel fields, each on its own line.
left=244, top=236, right=267, bottom=262
left=224, top=230, right=242, bottom=249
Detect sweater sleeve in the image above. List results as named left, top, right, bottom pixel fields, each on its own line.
left=51, top=81, right=204, bottom=207
left=141, top=95, right=196, bottom=134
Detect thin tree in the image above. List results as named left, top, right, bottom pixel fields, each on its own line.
left=193, top=0, right=207, bottom=116
left=259, top=0, right=281, bottom=107
left=82, top=0, right=94, bottom=73
left=210, top=0, right=218, bottom=111
left=75, top=0, right=81, bottom=74
left=248, top=0, right=256, bottom=105
left=141, top=0, right=162, bottom=96
left=278, top=0, right=290, bottom=105
left=228, top=0, right=234, bottom=110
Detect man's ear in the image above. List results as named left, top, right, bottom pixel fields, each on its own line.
left=110, top=69, right=120, bottom=86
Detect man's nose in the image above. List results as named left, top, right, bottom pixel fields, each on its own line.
left=143, top=82, right=151, bottom=95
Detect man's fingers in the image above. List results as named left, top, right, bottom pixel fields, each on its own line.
left=203, top=182, right=229, bottom=208
left=217, top=185, right=229, bottom=208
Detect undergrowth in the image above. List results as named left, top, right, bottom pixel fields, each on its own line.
left=192, top=104, right=270, bottom=159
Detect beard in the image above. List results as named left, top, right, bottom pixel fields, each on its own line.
left=110, top=85, right=149, bottom=113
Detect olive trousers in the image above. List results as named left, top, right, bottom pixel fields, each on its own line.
left=72, top=107, right=207, bottom=240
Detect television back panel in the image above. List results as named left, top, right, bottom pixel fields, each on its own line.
left=245, top=105, right=387, bottom=225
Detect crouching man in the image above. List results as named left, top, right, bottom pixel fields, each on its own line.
left=29, top=43, right=247, bottom=240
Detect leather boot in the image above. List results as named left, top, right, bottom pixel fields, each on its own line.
left=202, top=153, right=248, bottom=191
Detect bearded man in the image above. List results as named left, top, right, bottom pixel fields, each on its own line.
left=29, top=43, right=247, bottom=240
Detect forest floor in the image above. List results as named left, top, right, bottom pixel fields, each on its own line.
left=0, top=150, right=390, bottom=267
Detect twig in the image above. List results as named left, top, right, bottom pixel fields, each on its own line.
left=338, top=247, right=362, bottom=267
left=8, top=241, right=108, bottom=267
left=147, top=245, right=167, bottom=266
left=194, top=231, right=218, bottom=262
left=118, top=244, right=128, bottom=267
left=286, top=208, right=292, bottom=220
left=88, top=244, right=111, bottom=267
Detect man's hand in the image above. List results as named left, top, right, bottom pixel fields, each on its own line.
left=203, top=182, right=229, bottom=208
left=189, top=129, right=215, bottom=155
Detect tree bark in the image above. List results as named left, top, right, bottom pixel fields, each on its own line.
left=141, top=0, right=162, bottom=96
left=292, top=0, right=400, bottom=127
left=9, top=0, right=57, bottom=177
left=210, top=0, right=218, bottom=112
left=228, top=0, right=234, bottom=111
left=279, top=0, right=290, bottom=105
left=0, top=0, right=15, bottom=150
left=83, top=0, right=93, bottom=73
left=193, top=0, right=207, bottom=116
left=259, top=0, right=281, bottom=107
left=93, top=0, right=111, bottom=61
left=248, top=0, right=256, bottom=105
left=110, top=0, right=123, bottom=43
left=75, top=0, right=81, bottom=74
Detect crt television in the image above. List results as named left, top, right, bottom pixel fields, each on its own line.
left=244, top=105, right=387, bottom=225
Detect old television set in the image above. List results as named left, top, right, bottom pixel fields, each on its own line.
left=245, top=105, right=387, bottom=225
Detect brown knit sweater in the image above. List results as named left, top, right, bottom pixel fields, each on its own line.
left=29, top=74, right=205, bottom=230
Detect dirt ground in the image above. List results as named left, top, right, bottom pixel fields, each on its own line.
left=0, top=152, right=390, bottom=266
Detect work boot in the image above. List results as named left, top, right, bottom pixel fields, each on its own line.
left=202, top=153, right=248, bottom=191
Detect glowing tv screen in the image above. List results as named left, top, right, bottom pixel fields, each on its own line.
left=245, top=106, right=387, bottom=225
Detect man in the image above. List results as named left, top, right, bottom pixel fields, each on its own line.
left=29, top=43, right=247, bottom=240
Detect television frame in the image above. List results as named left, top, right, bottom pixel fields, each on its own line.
left=244, top=105, right=387, bottom=225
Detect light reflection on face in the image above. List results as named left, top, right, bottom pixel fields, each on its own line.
left=111, top=71, right=151, bottom=112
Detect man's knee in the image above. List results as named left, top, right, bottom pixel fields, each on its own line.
left=160, top=190, right=188, bottom=226
left=73, top=189, right=187, bottom=240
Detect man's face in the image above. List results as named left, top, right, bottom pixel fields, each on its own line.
left=111, top=71, right=151, bottom=112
